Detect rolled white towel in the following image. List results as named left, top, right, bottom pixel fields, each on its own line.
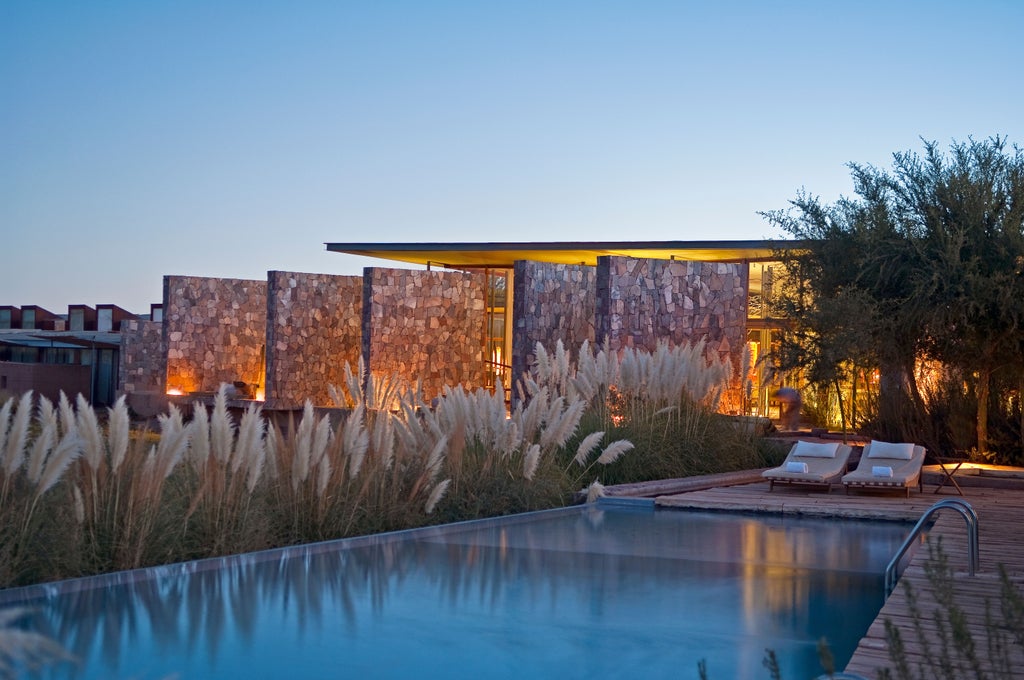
left=786, top=461, right=809, bottom=474
left=872, top=465, right=894, bottom=478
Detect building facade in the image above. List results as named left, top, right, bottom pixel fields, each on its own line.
left=112, top=241, right=794, bottom=417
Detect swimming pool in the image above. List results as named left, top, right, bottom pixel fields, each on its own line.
left=3, top=502, right=911, bottom=679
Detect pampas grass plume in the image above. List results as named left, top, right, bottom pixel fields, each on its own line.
left=523, top=444, right=541, bottom=481
left=315, top=456, right=331, bottom=498
left=0, top=396, right=14, bottom=460
left=574, top=431, right=605, bottom=466
left=26, top=397, right=57, bottom=483
left=188, top=404, right=210, bottom=469
left=75, top=394, right=104, bottom=471
left=596, top=440, right=634, bottom=465
left=291, top=401, right=316, bottom=487
left=210, top=386, right=234, bottom=464
left=424, top=478, right=450, bottom=514
left=585, top=479, right=606, bottom=503
left=35, top=433, right=81, bottom=497
left=343, top=405, right=370, bottom=478
left=310, top=414, right=332, bottom=470
left=425, top=434, right=447, bottom=477
left=546, top=398, right=585, bottom=449
left=107, top=396, right=130, bottom=473
left=232, top=403, right=264, bottom=475
left=3, top=391, right=33, bottom=476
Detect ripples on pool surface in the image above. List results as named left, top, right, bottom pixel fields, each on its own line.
left=2, top=503, right=911, bottom=679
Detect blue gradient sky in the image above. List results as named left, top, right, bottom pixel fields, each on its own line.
left=3, top=1, right=1022, bottom=313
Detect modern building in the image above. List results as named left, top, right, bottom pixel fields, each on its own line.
left=0, top=302, right=140, bottom=405
left=115, top=240, right=797, bottom=418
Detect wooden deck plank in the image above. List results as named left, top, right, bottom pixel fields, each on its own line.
left=631, top=476, right=1024, bottom=678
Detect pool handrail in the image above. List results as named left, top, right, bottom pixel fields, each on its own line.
left=884, top=498, right=979, bottom=598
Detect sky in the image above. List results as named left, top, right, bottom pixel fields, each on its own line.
left=2, top=1, right=1022, bottom=314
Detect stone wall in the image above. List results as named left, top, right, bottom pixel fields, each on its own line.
left=119, top=319, right=166, bottom=394
left=362, top=267, right=486, bottom=402
left=595, top=256, right=747, bottom=367
left=163, top=275, right=267, bottom=395
left=511, top=261, right=596, bottom=390
left=265, top=271, right=362, bottom=408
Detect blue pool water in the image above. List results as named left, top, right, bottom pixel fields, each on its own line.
left=2, top=502, right=911, bottom=679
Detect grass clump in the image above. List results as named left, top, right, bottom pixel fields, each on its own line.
left=0, top=337, right=769, bottom=590
left=534, top=339, right=783, bottom=486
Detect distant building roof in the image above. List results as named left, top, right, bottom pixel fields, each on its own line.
left=0, top=330, right=121, bottom=350
left=324, top=239, right=802, bottom=269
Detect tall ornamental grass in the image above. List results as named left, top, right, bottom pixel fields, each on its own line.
left=0, top=336, right=774, bottom=590
left=533, top=339, right=782, bottom=485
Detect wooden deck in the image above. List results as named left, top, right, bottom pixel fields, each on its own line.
left=619, top=477, right=1024, bottom=678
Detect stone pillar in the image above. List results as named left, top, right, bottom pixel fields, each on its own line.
left=265, top=271, right=362, bottom=408
left=119, top=319, right=168, bottom=416
left=511, top=261, right=596, bottom=391
left=595, top=256, right=748, bottom=403
left=362, top=267, right=487, bottom=403
left=163, top=275, right=267, bottom=396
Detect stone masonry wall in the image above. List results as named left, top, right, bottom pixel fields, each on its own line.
left=119, top=319, right=166, bottom=395
left=511, top=261, right=596, bottom=390
left=595, top=256, right=747, bottom=369
left=362, top=267, right=486, bottom=403
left=163, top=275, right=267, bottom=395
left=265, top=271, right=362, bottom=408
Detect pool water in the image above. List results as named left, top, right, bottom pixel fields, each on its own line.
left=3, top=502, right=910, bottom=679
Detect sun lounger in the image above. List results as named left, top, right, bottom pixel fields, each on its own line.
left=842, top=440, right=926, bottom=497
left=763, top=440, right=853, bottom=491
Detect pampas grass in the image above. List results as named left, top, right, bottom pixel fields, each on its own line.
left=529, top=337, right=773, bottom=486
left=0, top=394, right=81, bottom=585
left=0, top=335, right=772, bottom=595
left=183, top=385, right=266, bottom=557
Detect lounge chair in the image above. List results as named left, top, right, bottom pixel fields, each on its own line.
left=763, top=440, right=853, bottom=491
left=842, top=440, right=926, bottom=497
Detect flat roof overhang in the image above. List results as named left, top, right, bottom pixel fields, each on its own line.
left=324, top=239, right=803, bottom=269
left=0, top=331, right=121, bottom=350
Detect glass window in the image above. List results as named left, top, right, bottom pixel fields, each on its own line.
left=21, top=309, right=35, bottom=329
left=98, top=308, right=113, bottom=331
left=70, top=309, right=85, bottom=331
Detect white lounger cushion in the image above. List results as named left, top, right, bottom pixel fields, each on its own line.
left=872, top=465, right=894, bottom=477
left=866, top=440, right=915, bottom=460
left=763, top=443, right=852, bottom=488
left=842, top=444, right=926, bottom=493
left=791, top=441, right=840, bottom=458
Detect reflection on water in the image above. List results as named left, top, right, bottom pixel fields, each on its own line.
left=2, top=506, right=910, bottom=680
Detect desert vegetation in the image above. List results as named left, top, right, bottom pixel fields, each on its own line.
left=0, top=339, right=775, bottom=590
left=764, top=136, right=1024, bottom=462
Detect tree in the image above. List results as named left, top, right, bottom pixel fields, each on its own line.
left=764, top=137, right=1024, bottom=455
left=887, top=138, right=1024, bottom=453
left=763, top=186, right=927, bottom=439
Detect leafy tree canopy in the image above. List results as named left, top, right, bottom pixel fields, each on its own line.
left=762, top=136, right=1024, bottom=452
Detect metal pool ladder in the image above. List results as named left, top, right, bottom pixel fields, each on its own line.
left=884, top=498, right=979, bottom=598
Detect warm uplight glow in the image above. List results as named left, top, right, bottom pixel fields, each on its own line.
left=166, top=388, right=184, bottom=396
left=255, top=388, right=265, bottom=401
left=915, top=359, right=944, bottom=396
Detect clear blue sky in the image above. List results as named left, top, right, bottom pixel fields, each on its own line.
left=3, top=1, right=1021, bottom=314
